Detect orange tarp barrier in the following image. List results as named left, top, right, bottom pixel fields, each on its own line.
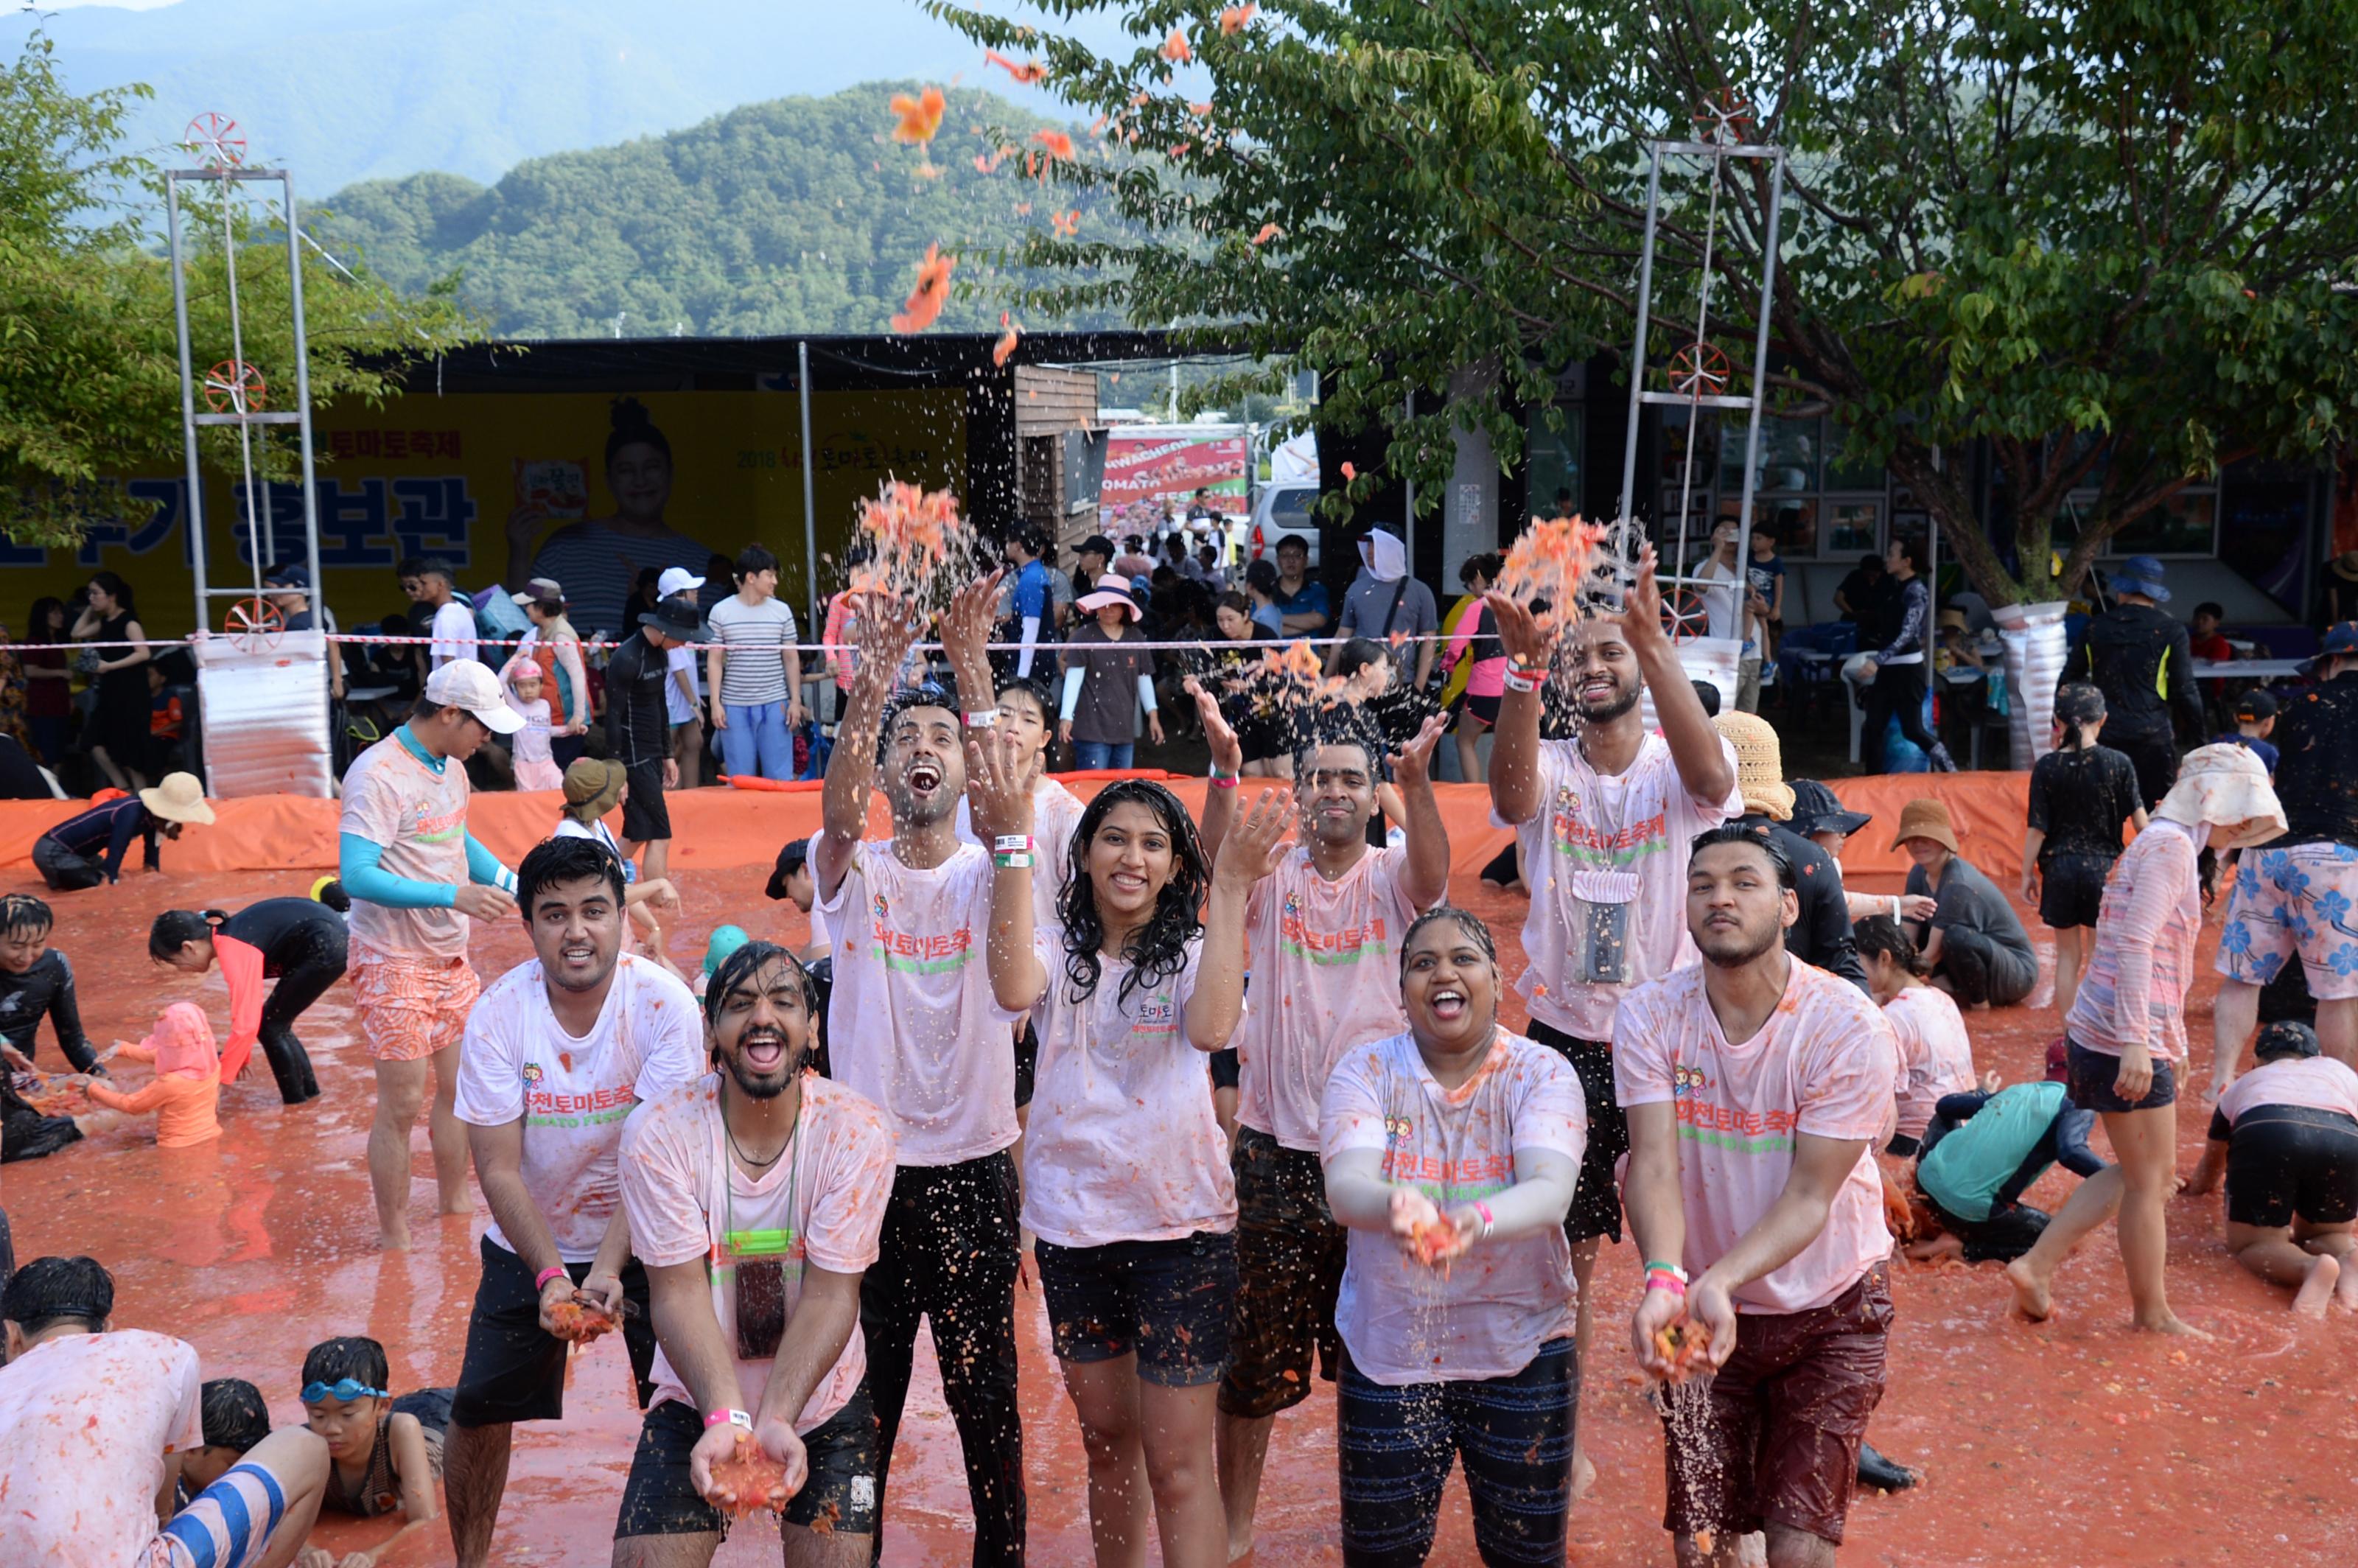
left=0, top=771, right=2034, bottom=889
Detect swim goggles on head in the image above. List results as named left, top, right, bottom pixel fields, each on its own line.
left=301, top=1379, right=388, bottom=1404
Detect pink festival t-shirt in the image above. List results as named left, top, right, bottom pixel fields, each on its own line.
left=340, top=731, right=473, bottom=959
left=1321, top=1030, right=1586, bottom=1385
left=1234, top=844, right=1426, bottom=1151
left=621, top=1073, right=896, bottom=1434
left=1512, top=733, right=1740, bottom=1043
left=814, top=837, right=1043, bottom=1166
left=1614, top=959, right=1899, bottom=1314
left=2217, top=1055, right=2358, bottom=1127
left=452, top=953, right=707, bottom=1261
left=1886, top=984, right=1976, bottom=1141
left=0, top=1329, right=202, bottom=1566
left=1023, top=934, right=1236, bottom=1249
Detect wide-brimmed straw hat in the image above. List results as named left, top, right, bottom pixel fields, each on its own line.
left=561, top=757, right=627, bottom=821
left=139, top=771, right=217, bottom=826
left=1889, top=798, right=1960, bottom=855
left=1712, top=712, right=1795, bottom=821
left=2153, top=742, right=2285, bottom=853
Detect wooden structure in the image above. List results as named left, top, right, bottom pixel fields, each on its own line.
left=1010, top=365, right=1104, bottom=554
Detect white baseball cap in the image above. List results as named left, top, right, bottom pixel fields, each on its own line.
left=657, top=567, right=706, bottom=598
left=424, top=658, right=527, bottom=734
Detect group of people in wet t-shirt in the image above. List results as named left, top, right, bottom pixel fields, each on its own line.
left=23, top=563, right=2358, bottom=1568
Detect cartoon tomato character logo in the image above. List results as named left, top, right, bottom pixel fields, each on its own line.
left=522, top=1063, right=545, bottom=1085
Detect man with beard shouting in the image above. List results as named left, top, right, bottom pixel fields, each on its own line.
left=445, top=834, right=707, bottom=1567
left=615, top=940, right=895, bottom=1565
left=1619, top=827, right=1900, bottom=1567
left=1484, top=546, right=1740, bottom=1502
left=805, top=577, right=1044, bottom=1564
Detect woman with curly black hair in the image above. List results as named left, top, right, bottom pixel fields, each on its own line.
left=972, top=738, right=1295, bottom=1568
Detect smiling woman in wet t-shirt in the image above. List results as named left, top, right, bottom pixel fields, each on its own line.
left=978, top=759, right=1289, bottom=1568
left=1320, top=906, right=1586, bottom=1568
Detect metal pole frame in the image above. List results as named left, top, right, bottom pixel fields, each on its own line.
left=1614, top=140, right=1788, bottom=609
left=167, top=167, right=325, bottom=639
left=798, top=340, right=822, bottom=643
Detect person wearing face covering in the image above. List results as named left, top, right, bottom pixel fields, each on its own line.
left=77, top=1001, right=221, bottom=1147
left=2007, top=743, right=2287, bottom=1335
left=1336, top=528, right=1440, bottom=689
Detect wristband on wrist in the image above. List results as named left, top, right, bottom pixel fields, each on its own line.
left=965, top=710, right=998, bottom=728
left=1473, top=1200, right=1494, bottom=1240
left=1207, top=765, right=1239, bottom=783
left=1644, top=1259, right=1687, bottom=1281
left=1889, top=895, right=1902, bottom=920
left=993, top=851, right=1036, bottom=869
left=1209, top=774, right=1239, bottom=788
left=702, top=1407, right=755, bottom=1432
left=1644, top=1273, right=1687, bottom=1296
left=534, top=1265, right=569, bottom=1292
left=992, top=835, right=1035, bottom=853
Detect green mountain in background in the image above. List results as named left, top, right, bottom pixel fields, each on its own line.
left=314, top=83, right=1113, bottom=340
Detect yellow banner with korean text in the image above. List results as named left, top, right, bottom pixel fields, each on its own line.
left=3, top=388, right=966, bottom=640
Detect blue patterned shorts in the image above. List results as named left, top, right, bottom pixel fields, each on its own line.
left=2217, top=841, right=2358, bottom=1000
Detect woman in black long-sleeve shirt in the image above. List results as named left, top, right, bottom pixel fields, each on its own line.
left=1856, top=537, right=1956, bottom=774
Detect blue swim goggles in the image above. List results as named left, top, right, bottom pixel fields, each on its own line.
left=301, top=1378, right=388, bottom=1404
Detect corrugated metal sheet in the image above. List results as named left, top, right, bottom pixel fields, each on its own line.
left=195, top=630, right=335, bottom=798
left=1993, top=600, right=2070, bottom=769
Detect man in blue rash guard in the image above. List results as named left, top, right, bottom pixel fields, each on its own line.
left=338, top=659, right=524, bottom=1250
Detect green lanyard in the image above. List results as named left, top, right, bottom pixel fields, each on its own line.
left=713, top=1083, right=802, bottom=1274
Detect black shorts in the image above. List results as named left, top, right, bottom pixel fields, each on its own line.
left=1, top=1102, right=82, bottom=1163
left=1219, top=1128, right=1346, bottom=1419
left=2218, top=1105, right=2358, bottom=1229
left=1208, top=1047, right=1240, bottom=1092
left=2038, top=852, right=2114, bottom=930
left=620, top=762, right=671, bottom=843
left=450, top=1235, right=658, bottom=1427
left=1236, top=713, right=1287, bottom=766
left=614, top=1387, right=879, bottom=1539
left=1460, top=692, right=1502, bottom=727
left=2064, top=1037, right=2176, bottom=1115
left=1038, top=1231, right=1236, bottom=1385
left=1526, top=1019, right=1627, bottom=1244
left=1014, top=1018, right=1038, bottom=1110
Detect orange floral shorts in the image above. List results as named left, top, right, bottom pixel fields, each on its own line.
left=348, top=940, right=479, bottom=1063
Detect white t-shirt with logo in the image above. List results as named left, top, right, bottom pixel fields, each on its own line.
left=1322, top=1031, right=1586, bottom=1385
left=1614, top=961, right=1898, bottom=1314
left=1024, top=933, right=1235, bottom=1248
left=956, top=777, right=1088, bottom=933
left=453, top=953, right=706, bottom=1261
left=622, top=1073, right=895, bottom=1434
left=1511, top=732, right=1740, bottom=1042
left=1234, top=844, right=1427, bottom=1151
left=814, top=837, right=1044, bottom=1167
left=0, top=1330, right=203, bottom=1565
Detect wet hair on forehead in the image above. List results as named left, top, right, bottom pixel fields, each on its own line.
left=201, top=1379, right=273, bottom=1454
left=301, top=1335, right=390, bottom=1392
left=1851, top=914, right=1929, bottom=976
left=516, top=835, right=626, bottom=922
left=1058, top=780, right=1207, bottom=1009
left=1290, top=712, right=1383, bottom=781
left=703, top=939, right=811, bottom=1035
left=1687, top=823, right=1797, bottom=889
left=0, top=893, right=55, bottom=942
left=1399, top=906, right=1499, bottom=977
left=1, top=1254, right=112, bottom=1334
left=874, top=685, right=963, bottom=763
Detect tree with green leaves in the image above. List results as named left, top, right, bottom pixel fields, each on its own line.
left=931, top=0, right=2358, bottom=606
left=0, top=30, right=486, bottom=550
